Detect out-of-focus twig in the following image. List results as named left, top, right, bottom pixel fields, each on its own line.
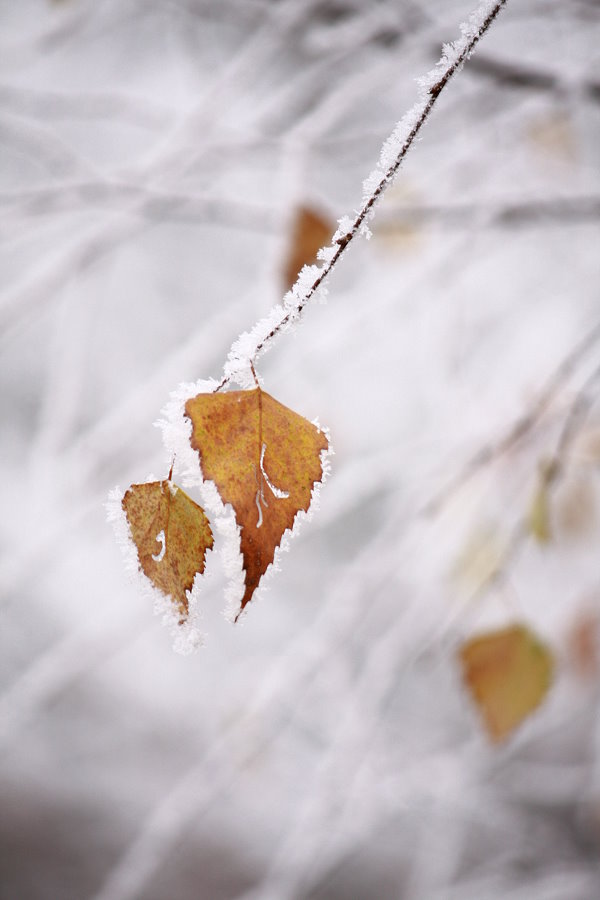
left=467, top=52, right=600, bottom=104
left=377, top=196, right=600, bottom=231
left=215, top=0, right=510, bottom=388
left=423, top=318, right=600, bottom=517
left=464, top=356, right=600, bottom=605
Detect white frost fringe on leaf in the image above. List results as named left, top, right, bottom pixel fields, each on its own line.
left=105, top=484, right=206, bottom=655
left=159, top=379, right=245, bottom=623
left=159, top=381, right=333, bottom=624
left=230, top=418, right=334, bottom=624
left=111, top=0, right=503, bottom=646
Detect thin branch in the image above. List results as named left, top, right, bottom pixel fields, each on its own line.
left=0, top=180, right=278, bottom=233
left=217, top=0, right=509, bottom=389
left=0, top=83, right=174, bottom=129
left=552, top=359, right=600, bottom=470
left=423, top=317, right=600, bottom=517
left=465, top=357, right=600, bottom=605
left=467, top=52, right=600, bottom=104
left=0, top=0, right=323, bottom=335
left=376, top=196, right=600, bottom=231
left=7, top=184, right=596, bottom=236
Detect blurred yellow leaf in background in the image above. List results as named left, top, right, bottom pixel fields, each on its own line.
left=459, top=623, right=554, bottom=742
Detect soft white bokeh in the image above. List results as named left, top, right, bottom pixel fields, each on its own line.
left=1, top=1, right=600, bottom=898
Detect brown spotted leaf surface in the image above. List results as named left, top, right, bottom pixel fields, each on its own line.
left=122, top=480, right=213, bottom=619
left=283, top=205, right=333, bottom=290
left=185, top=387, right=328, bottom=615
left=459, top=623, right=554, bottom=742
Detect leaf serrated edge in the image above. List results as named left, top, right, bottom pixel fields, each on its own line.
left=159, top=378, right=246, bottom=622
left=235, top=418, right=334, bottom=624
left=158, top=382, right=333, bottom=623
left=105, top=481, right=206, bottom=654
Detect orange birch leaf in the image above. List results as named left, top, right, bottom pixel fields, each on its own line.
left=185, top=387, right=329, bottom=618
left=459, top=624, right=554, bottom=742
left=283, top=205, right=333, bottom=290
left=122, top=480, right=213, bottom=620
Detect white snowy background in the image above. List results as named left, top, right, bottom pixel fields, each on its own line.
left=1, top=1, right=600, bottom=898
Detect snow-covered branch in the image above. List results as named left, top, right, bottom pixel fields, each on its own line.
left=221, top=0, right=509, bottom=389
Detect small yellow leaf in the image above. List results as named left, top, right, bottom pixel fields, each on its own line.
left=122, top=480, right=213, bottom=620
left=283, top=205, right=333, bottom=290
left=528, top=459, right=559, bottom=544
left=185, top=387, right=329, bottom=616
left=528, top=479, right=552, bottom=543
left=459, top=624, right=554, bottom=742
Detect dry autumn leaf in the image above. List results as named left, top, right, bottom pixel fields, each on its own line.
left=185, top=387, right=329, bottom=617
left=283, top=205, right=333, bottom=290
left=459, top=623, right=554, bottom=742
left=122, top=479, right=213, bottom=620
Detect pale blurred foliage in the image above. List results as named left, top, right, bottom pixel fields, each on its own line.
left=1, top=1, right=600, bottom=898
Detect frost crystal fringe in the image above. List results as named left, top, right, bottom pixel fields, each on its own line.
left=106, top=486, right=205, bottom=655
left=110, top=0, right=508, bottom=650
left=228, top=421, right=334, bottom=624
left=159, top=383, right=333, bottom=624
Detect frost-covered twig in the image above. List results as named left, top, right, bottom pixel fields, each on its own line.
left=0, top=82, right=175, bottom=129
left=220, top=0, right=509, bottom=388
left=551, top=358, right=600, bottom=472
left=0, top=0, right=325, bottom=335
left=464, top=356, right=600, bottom=605
left=424, top=317, right=600, bottom=516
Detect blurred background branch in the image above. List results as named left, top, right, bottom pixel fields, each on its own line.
left=1, top=1, right=600, bottom=899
